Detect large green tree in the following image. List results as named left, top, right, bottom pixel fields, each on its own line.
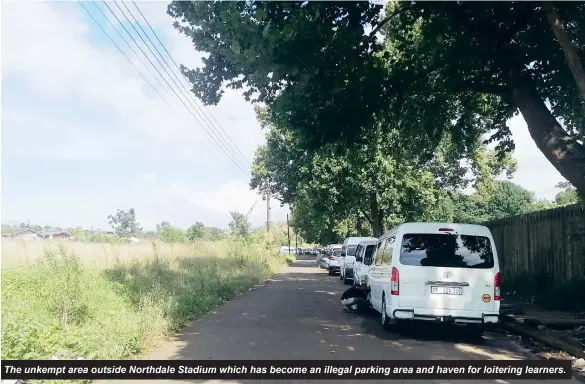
left=108, top=208, right=142, bottom=237
left=251, top=106, right=515, bottom=236
left=229, top=211, right=252, bottom=237
left=168, top=1, right=585, bottom=195
left=187, top=222, right=206, bottom=241
left=554, top=181, right=580, bottom=205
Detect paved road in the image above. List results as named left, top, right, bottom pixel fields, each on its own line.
left=110, top=256, right=580, bottom=384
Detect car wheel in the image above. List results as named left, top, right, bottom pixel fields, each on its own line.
left=343, top=270, right=350, bottom=285
left=381, top=297, right=394, bottom=331
left=328, top=269, right=334, bottom=276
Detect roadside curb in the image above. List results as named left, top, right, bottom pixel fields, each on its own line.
left=501, top=317, right=585, bottom=359
left=500, top=318, right=585, bottom=383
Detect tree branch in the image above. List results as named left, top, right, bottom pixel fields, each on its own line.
left=368, top=3, right=418, bottom=39
left=453, top=78, right=513, bottom=101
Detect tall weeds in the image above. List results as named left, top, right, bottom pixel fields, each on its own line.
left=1, top=239, right=287, bottom=360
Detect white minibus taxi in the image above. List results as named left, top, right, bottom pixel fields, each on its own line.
left=353, top=239, right=378, bottom=288
left=340, top=237, right=377, bottom=284
left=367, top=222, right=500, bottom=337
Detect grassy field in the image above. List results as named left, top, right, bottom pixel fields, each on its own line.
left=1, top=238, right=294, bottom=360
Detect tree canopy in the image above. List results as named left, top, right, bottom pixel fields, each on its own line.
left=229, top=211, right=252, bottom=237
left=250, top=104, right=517, bottom=239
left=169, top=1, right=585, bottom=195
left=108, top=208, right=142, bottom=237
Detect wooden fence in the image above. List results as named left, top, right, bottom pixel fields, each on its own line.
left=484, top=204, right=585, bottom=283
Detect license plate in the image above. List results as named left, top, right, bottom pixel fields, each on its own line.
left=431, top=286, right=463, bottom=295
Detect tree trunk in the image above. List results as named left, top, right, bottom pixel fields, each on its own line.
left=508, top=72, right=585, bottom=195
left=542, top=1, right=585, bottom=102
left=369, top=193, right=385, bottom=237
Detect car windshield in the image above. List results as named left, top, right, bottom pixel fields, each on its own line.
left=399, top=233, right=494, bottom=269
left=347, top=245, right=358, bottom=256
left=333, top=250, right=342, bottom=256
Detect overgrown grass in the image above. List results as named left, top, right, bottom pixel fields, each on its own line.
left=1, top=238, right=289, bottom=360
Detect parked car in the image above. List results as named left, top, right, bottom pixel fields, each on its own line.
left=317, top=248, right=330, bottom=269
left=353, top=239, right=377, bottom=288
left=340, top=237, right=378, bottom=285
left=322, top=244, right=342, bottom=275
left=367, top=222, right=500, bottom=338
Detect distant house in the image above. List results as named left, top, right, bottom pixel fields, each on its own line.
left=37, top=229, right=70, bottom=240
left=83, top=229, right=114, bottom=236
left=2, top=229, right=39, bottom=240
left=3, top=228, right=70, bottom=240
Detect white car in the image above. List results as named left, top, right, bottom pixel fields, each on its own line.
left=367, top=222, right=500, bottom=338
left=353, top=239, right=377, bottom=288
left=326, top=246, right=343, bottom=275
left=340, top=237, right=378, bottom=285
left=317, top=249, right=329, bottom=269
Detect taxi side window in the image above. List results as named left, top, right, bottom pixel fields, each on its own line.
left=374, top=239, right=386, bottom=266
left=380, top=236, right=395, bottom=265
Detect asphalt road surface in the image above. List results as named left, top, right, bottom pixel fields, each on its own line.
left=108, top=255, right=580, bottom=384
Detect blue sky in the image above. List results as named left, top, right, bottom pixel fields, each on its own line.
left=1, top=1, right=567, bottom=231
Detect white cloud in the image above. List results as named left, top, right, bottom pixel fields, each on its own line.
left=141, top=173, right=157, bottom=185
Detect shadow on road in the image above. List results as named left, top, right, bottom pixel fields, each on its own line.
left=147, top=253, right=532, bottom=369
left=284, top=255, right=522, bottom=358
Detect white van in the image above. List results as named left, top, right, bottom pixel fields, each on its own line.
left=340, top=237, right=378, bottom=284
left=367, top=223, right=500, bottom=337
left=353, top=239, right=378, bottom=288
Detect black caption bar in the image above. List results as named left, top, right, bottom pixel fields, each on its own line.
left=1, top=359, right=572, bottom=380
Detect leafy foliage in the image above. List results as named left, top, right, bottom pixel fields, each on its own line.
left=169, top=1, right=585, bottom=194
left=187, top=222, right=206, bottom=241
left=107, top=209, right=142, bottom=238
left=251, top=105, right=517, bottom=238
left=159, top=226, right=189, bottom=244
left=228, top=211, right=252, bottom=238
left=156, top=221, right=171, bottom=233
left=555, top=181, right=580, bottom=206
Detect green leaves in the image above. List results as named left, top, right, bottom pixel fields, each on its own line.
left=230, top=41, right=241, bottom=55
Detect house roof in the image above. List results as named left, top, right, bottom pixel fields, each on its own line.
left=37, top=230, right=69, bottom=237
left=2, top=229, right=37, bottom=237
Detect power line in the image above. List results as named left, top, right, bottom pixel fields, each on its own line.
left=83, top=1, right=225, bottom=164
left=127, top=1, right=253, bottom=169
left=130, top=0, right=252, bottom=167
left=86, top=1, right=249, bottom=175
left=109, top=1, right=250, bottom=174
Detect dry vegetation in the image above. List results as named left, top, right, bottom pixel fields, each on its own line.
left=1, top=238, right=294, bottom=361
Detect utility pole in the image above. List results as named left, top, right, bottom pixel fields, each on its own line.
left=287, top=213, right=291, bottom=254
left=266, top=191, right=271, bottom=232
